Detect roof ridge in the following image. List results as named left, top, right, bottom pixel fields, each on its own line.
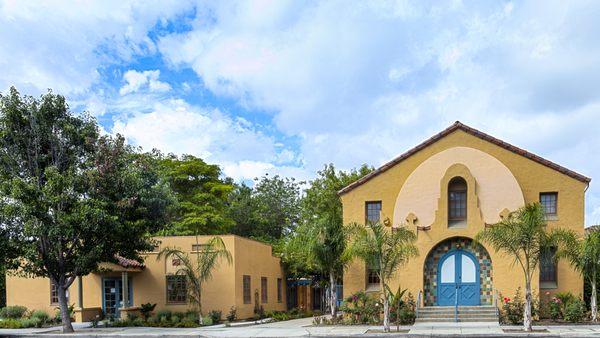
left=338, top=121, right=590, bottom=195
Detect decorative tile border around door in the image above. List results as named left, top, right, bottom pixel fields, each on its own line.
left=423, top=237, right=493, bottom=306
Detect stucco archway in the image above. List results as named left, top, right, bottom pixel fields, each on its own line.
left=423, top=237, right=493, bottom=306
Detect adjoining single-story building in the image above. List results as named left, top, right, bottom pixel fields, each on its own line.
left=339, top=121, right=590, bottom=308
left=6, top=235, right=286, bottom=321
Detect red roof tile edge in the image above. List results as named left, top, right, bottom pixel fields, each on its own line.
left=338, top=121, right=591, bottom=196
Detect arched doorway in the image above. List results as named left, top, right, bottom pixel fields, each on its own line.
left=423, top=237, right=492, bottom=306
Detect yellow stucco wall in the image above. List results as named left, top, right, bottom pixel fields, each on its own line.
left=5, top=235, right=286, bottom=320
left=341, top=129, right=587, bottom=305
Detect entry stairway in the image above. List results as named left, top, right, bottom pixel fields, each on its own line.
left=416, top=305, right=499, bottom=323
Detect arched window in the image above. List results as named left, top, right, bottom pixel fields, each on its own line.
left=448, top=177, right=467, bottom=227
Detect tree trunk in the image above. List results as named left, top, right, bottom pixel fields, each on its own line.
left=329, top=271, right=337, bottom=318
left=523, top=279, right=532, bottom=332
left=592, top=276, right=598, bottom=322
left=381, top=279, right=389, bottom=332
left=198, top=301, right=203, bottom=325
left=57, top=282, right=73, bottom=333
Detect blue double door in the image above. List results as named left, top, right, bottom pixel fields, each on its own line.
left=437, top=250, right=480, bottom=306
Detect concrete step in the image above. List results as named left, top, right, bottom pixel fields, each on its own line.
left=415, top=317, right=498, bottom=323
left=418, top=313, right=498, bottom=319
left=416, top=306, right=498, bottom=323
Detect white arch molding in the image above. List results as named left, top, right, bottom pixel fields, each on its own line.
left=393, top=147, right=525, bottom=227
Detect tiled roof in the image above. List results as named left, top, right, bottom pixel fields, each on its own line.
left=338, top=121, right=591, bottom=196
left=114, top=255, right=145, bottom=269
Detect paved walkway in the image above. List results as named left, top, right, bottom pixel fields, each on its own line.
left=5, top=318, right=600, bottom=337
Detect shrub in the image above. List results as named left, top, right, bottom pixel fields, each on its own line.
left=140, top=303, right=156, bottom=320
left=171, top=314, right=181, bottom=325
left=20, top=317, right=42, bottom=328
left=0, top=318, right=22, bottom=328
left=340, top=291, right=381, bottom=325
left=226, top=306, right=237, bottom=322
left=156, top=309, right=172, bottom=321
left=208, top=310, right=222, bottom=323
left=202, top=316, right=213, bottom=326
left=30, top=310, right=50, bottom=325
left=132, top=317, right=146, bottom=327
left=500, top=288, right=524, bottom=325
left=126, top=312, right=139, bottom=321
left=0, top=305, right=28, bottom=319
left=179, top=317, right=198, bottom=328
left=549, top=297, right=562, bottom=320
left=564, top=298, right=586, bottom=323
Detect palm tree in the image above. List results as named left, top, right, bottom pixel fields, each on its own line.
left=157, top=236, right=232, bottom=324
left=476, top=203, right=574, bottom=331
left=281, top=211, right=353, bottom=317
left=349, top=221, right=418, bottom=332
left=560, top=228, right=600, bottom=321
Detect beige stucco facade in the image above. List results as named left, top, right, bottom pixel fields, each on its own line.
left=6, top=235, right=286, bottom=321
left=340, top=122, right=589, bottom=306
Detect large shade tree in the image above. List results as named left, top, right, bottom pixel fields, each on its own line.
left=0, top=88, right=171, bottom=332
left=476, top=203, right=574, bottom=331
left=349, top=222, right=418, bottom=332
left=560, top=228, right=600, bottom=321
left=157, top=154, right=235, bottom=235
left=230, top=175, right=302, bottom=242
left=157, top=236, right=232, bottom=324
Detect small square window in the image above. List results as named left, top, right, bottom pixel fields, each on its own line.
left=540, top=192, right=558, bottom=216
left=166, top=275, right=187, bottom=303
left=367, top=269, right=380, bottom=285
left=365, top=201, right=382, bottom=225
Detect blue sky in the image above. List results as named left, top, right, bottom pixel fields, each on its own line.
left=1, top=0, right=600, bottom=224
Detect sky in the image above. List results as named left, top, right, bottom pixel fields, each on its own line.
left=1, top=0, right=600, bottom=224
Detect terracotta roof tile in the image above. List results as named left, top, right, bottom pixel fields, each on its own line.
left=338, top=121, right=591, bottom=195
left=114, top=255, right=145, bottom=269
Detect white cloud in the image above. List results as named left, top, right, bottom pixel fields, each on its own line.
left=111, top=98, right=300, bottom=181
left=158, top=0, right=600, bottom=224
left=119, top=70, right=171, bottom=95
left=0, top=0, right=194, bottom=95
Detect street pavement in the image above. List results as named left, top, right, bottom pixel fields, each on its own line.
left=4, top=317, right=600, bottom=337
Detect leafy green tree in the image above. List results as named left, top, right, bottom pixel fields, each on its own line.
left=281, top=164, right=372, bottom=316
left=230, top=175, right=302, bottom=242
left=0, top=88, right=171, bottom=332
left=158, top=154, right=235, bottom=235
left=349, top=222, right=418, bottom=332
left=560, top=229, right=600, bottom=321
left=157, top=236, right=232, bottom=324
left=227, top=183, right=260, bottom=237
left=476, top=203, right=575, bottom=331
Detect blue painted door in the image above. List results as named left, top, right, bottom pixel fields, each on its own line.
left=102, top=278, right=133, bottom=318
left=437, top=250, right=480, bottom=306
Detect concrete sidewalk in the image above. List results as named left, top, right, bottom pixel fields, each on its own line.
left=4, top=318, right=600, bottom=337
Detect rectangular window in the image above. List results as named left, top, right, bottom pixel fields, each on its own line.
left=50, top=281, right=69, bottom=305
left=277, top=278, right=283, bottom=303
left=261, top=277, right=268, bottom=303
left=540, top=247, right=558, bottom=288
left=367, top=269, right=380, bottom=285
left=540, top=192, right=558, bottom=216
left=166, top=275, right=187, bottom=303
left=192, top=244, right=210, bottom=252
left=50, top=281, right=59, bottom=305
left=243, top=275, right=251, bottom=304
left=449, top=191, right=467, bottom=220
left=365, top=201, right=382, bottom=225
